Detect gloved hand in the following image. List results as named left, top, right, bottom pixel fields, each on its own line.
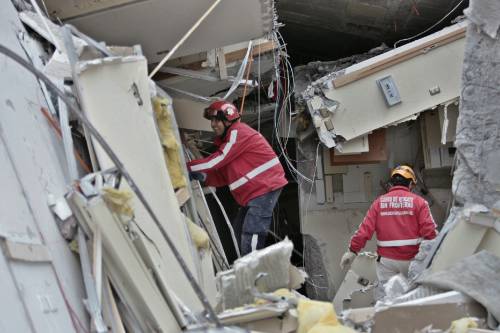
left=189, top=171, right=207, bottom=182
left=340, top=250, right=357, bottom=270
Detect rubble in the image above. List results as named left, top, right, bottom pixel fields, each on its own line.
left=1, top=0, right=500, bottom=331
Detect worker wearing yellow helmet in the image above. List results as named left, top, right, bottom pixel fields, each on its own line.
left=340, top=165, right=437, bottom=300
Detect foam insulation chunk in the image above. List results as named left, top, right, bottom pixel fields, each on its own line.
left=297, top=299, right=357, bottom=333
left=297, top=299, right=338, bottom=333
left=101, top=187, right=134, bottom=217
left=184, top=215, right=210, bottom=251
left=448, top=317, right=479, bottom=333
left=152, top=97, right=186, bottom=189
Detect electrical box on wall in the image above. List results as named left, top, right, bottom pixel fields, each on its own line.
left=377, top=75, right=402, bottom=107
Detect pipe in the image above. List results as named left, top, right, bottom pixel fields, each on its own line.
left=149, top=0, right=222, bottom=79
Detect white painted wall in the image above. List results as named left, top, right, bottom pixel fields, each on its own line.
left=323, top=22, right=466, bottom=141
left=0, top=2, right=88, bottom=331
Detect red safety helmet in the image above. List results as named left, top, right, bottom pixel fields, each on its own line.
left=203, top=100, right=240, bottom=122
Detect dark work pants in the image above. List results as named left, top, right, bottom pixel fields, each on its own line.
left=232, top=188, right=282, bottom=256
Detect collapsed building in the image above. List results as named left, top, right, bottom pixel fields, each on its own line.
left=0, top=0, right=499, bottom=332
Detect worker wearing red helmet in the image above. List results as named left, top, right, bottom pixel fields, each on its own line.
left=340, top=165, right=437, bottom=299
left=187, top=100, right=287, bottom=255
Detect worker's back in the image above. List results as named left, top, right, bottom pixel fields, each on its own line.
left=373, top=185, right=436, bottom=260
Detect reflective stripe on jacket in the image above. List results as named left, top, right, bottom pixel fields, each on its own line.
left=187, top=122, right=287, bottom=206
left=349, top=186, right=437, bottom=260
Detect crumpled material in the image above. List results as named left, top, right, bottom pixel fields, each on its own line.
left=383, top=274, right=409, bottom=301
left=102, top=187, right=134, bottom=217
left=185, top=216, right=210, bottom=250
left=152, top=97, right=186, bottom=189
left=297, top=299, right=358, bottom=333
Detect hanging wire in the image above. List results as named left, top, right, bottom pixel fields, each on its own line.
left=393, top=0, right=466, bottom=48
left=269, top=30, right=313, bottom=184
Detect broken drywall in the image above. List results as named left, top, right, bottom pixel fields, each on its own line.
left=216, top=239, right=295, bottom=310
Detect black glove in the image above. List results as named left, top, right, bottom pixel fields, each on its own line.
left=189, top=171, right=207, bottom=182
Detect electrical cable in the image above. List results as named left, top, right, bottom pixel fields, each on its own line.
left=0, top=44, right=222, bottom=327
left=208, top=187, right=241, bottom=258
left=269, top=30, right=313, bottom=184
left=393, top=0, right=465, bottom=48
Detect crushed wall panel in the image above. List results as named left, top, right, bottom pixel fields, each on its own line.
left=321, top=22, right=466, bottom=142
left=73, top=56, right=206, bottom=311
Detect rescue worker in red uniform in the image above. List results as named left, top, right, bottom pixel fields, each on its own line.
left=187, top=100, right=287, bottom=255
left=340, top=165, right=437, bottom=299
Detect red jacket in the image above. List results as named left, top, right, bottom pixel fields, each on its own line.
left=187, top=122, right=287, bottom=206
left=349, top=186, right=437, bottom=260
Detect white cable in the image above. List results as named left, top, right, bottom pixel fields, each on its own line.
left=303, top=143, right=321, bottom=222
left=270, top=31, right=312, bottom=183
left=209, top=187, right=241, bottom=258
left=394, top=0, right=465, bottom=48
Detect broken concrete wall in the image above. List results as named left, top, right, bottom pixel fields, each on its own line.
left=453, top=1, right=500, bottom=207
left=409, top=1, right=500, bottom=304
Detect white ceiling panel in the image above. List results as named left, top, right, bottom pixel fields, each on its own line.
left=43, top=0, right=275, bottom=63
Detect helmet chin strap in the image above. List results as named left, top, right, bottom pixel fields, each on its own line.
left=221, top=120, right=232, bottom=138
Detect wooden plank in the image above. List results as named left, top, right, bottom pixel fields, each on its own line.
left=333, top=26, right=466, bottom=88
left=150, top=41, right=275, bottom=81
left=330, top=129, right=387, bottom=165
left=225, top=41, right=275, bottom=64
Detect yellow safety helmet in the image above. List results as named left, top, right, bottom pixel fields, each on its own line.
left=391, top=165, right=417, bottom=185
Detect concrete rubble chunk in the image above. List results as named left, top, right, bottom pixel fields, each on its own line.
left=417, top=251, right=500, bottom=323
